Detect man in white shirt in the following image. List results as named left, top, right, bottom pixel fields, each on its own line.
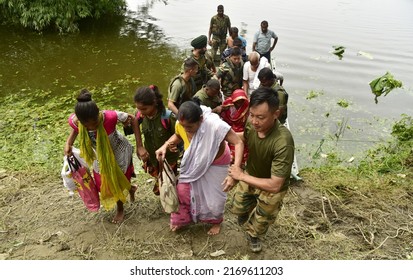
left=242, top=51, right=270, bottom=97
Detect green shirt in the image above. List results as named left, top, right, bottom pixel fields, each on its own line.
left=271, top=82, right=288, bottom=124
left=141, top=111, right=179, bottom=167
left=244, top=121, right=294, bottom=191
left=193, top=86, right=222, bottom=109
left=168, top=75, right=196, bottom=108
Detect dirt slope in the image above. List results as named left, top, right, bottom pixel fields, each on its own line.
left=0, top=170, right=412, bottom=260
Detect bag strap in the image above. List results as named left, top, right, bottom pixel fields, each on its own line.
left=160, top=110, right=172, bottom=131
left=158, top=159, right=164, bottom=184
left=162, top=159, right=175, bottom=183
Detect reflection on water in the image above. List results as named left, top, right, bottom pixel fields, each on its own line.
left=0, top=2, right=182, bottom=99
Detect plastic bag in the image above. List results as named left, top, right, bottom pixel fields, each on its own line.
left=158, top=159, right=179, bottom=213
left=67, top=155, right=100, bottom=212
left=61, top=156, right=77, bottom=192
left=60, top=147, right=89, bottom=192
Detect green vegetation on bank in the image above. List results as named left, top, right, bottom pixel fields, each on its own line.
left=0, top=0, right=126, bottom=33
left=0, top=77, right=139, bottom=172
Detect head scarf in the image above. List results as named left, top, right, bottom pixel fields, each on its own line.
left=221, top=89, right=249, bottom=132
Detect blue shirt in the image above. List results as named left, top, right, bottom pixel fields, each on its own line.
left=238, top=36, right=247, bottom=48
left=253, top=30, right=277, bottom=54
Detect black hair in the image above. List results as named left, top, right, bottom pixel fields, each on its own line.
left=191, top=96, right=202, bottom=106
left=75, top=89, right=99, bottom=124
left=134, top=85, right=165, bottom=115
left=230, top=47, right=242, bottom=57
left=257, top=67, right=276, bottom=81
left=183, top=57, right=199, bottom=71
left=205, top=79, right=220, bottom=90
left=250, top=87, right=279, bottom=112
left=177, top=101, right=203, bottom=123
left=230, top=26, right=239, bottom=35
left=232, top=37, right=242, bottom=48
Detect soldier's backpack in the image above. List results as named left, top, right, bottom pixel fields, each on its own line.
left=168, top=75, right=196, bottom=107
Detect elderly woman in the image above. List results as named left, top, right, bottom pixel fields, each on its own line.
left=155, top=100, right=244, bottom=235
left=221, top=89, right=250, bottom=166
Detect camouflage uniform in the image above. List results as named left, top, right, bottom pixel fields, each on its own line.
left=189, top=53, right=214, bottom=91
left=271, top=82, right=288, bottom=124
left=232, top=121, right=294, bottom=237
left=193, top=86, right=222, bottom=110
left=217, top=58, right=244, bottom=98
left=209, top=14, right=231, bottom=60
left=232, top=180, right=287, bottom=237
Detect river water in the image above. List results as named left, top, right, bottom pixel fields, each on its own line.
left=1, top=0, right=412, bottom=167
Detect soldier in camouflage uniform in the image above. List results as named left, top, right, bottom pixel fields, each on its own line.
left=258, top=67, right=288, bottom=124
left=188, top=35, right=215, bottom=91
left=216, top=47, right=244, bottom=98
left=208, top=5, right=231, bottom=62
left=226, top=87, right=295, bottom=253
left=193, top=79, right=224, bottom=114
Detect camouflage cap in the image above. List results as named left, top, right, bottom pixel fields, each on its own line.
left=191, top=35, right=207, bottom=49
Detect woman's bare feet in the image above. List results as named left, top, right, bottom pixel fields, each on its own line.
left=129, top=185, right=137, bottom=203
left=207, top=224, right=221, bottom=235
left=112, top=201, right=124, bottom=224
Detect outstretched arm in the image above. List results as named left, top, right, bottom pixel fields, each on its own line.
left=222, top=128, right=244, bottom=192
left=130, top=115, right=148, bottom=161
left=168, top=100, right=179, bottom=115
left=242, top=80, right=249, bottom=94
left=208, top=18, right=213, bottom=46
left=155, top=133, right=182, bottom=162
left=64, top=129, right=78, bottom=156
left=225, top=128, right=244, bottom=168
left=228, top=168, right=286, bottom=194
left=270, top=36, right=278, bottom=51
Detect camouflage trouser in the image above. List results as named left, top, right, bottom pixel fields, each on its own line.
left=232, top=180, right=287, bottom=237
left=210, top=34, right=227, bottom=60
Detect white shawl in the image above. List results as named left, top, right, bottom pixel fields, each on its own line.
left=179, top=106, right=231, bottom=222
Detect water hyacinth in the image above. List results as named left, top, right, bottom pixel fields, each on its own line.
left=369, top=72, right=403, bottom=104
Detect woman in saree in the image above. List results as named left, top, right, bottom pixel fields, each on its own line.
left=155, top=100, right=244, bottom=235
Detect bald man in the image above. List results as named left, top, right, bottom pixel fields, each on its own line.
left=242, top=51, right=271, bottom=96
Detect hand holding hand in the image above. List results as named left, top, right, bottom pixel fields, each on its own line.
left=228, top=165, right=243, bottom=181
left=167, top=141, right=178, bottom=153
left=222, top=175, right=237, bottom=192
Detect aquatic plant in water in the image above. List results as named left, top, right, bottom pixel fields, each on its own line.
left=331, top=45, right=345, bottom=60
left=369, top=72, right=403, bottom=104
left=337, top=99, right=349, bottom=108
